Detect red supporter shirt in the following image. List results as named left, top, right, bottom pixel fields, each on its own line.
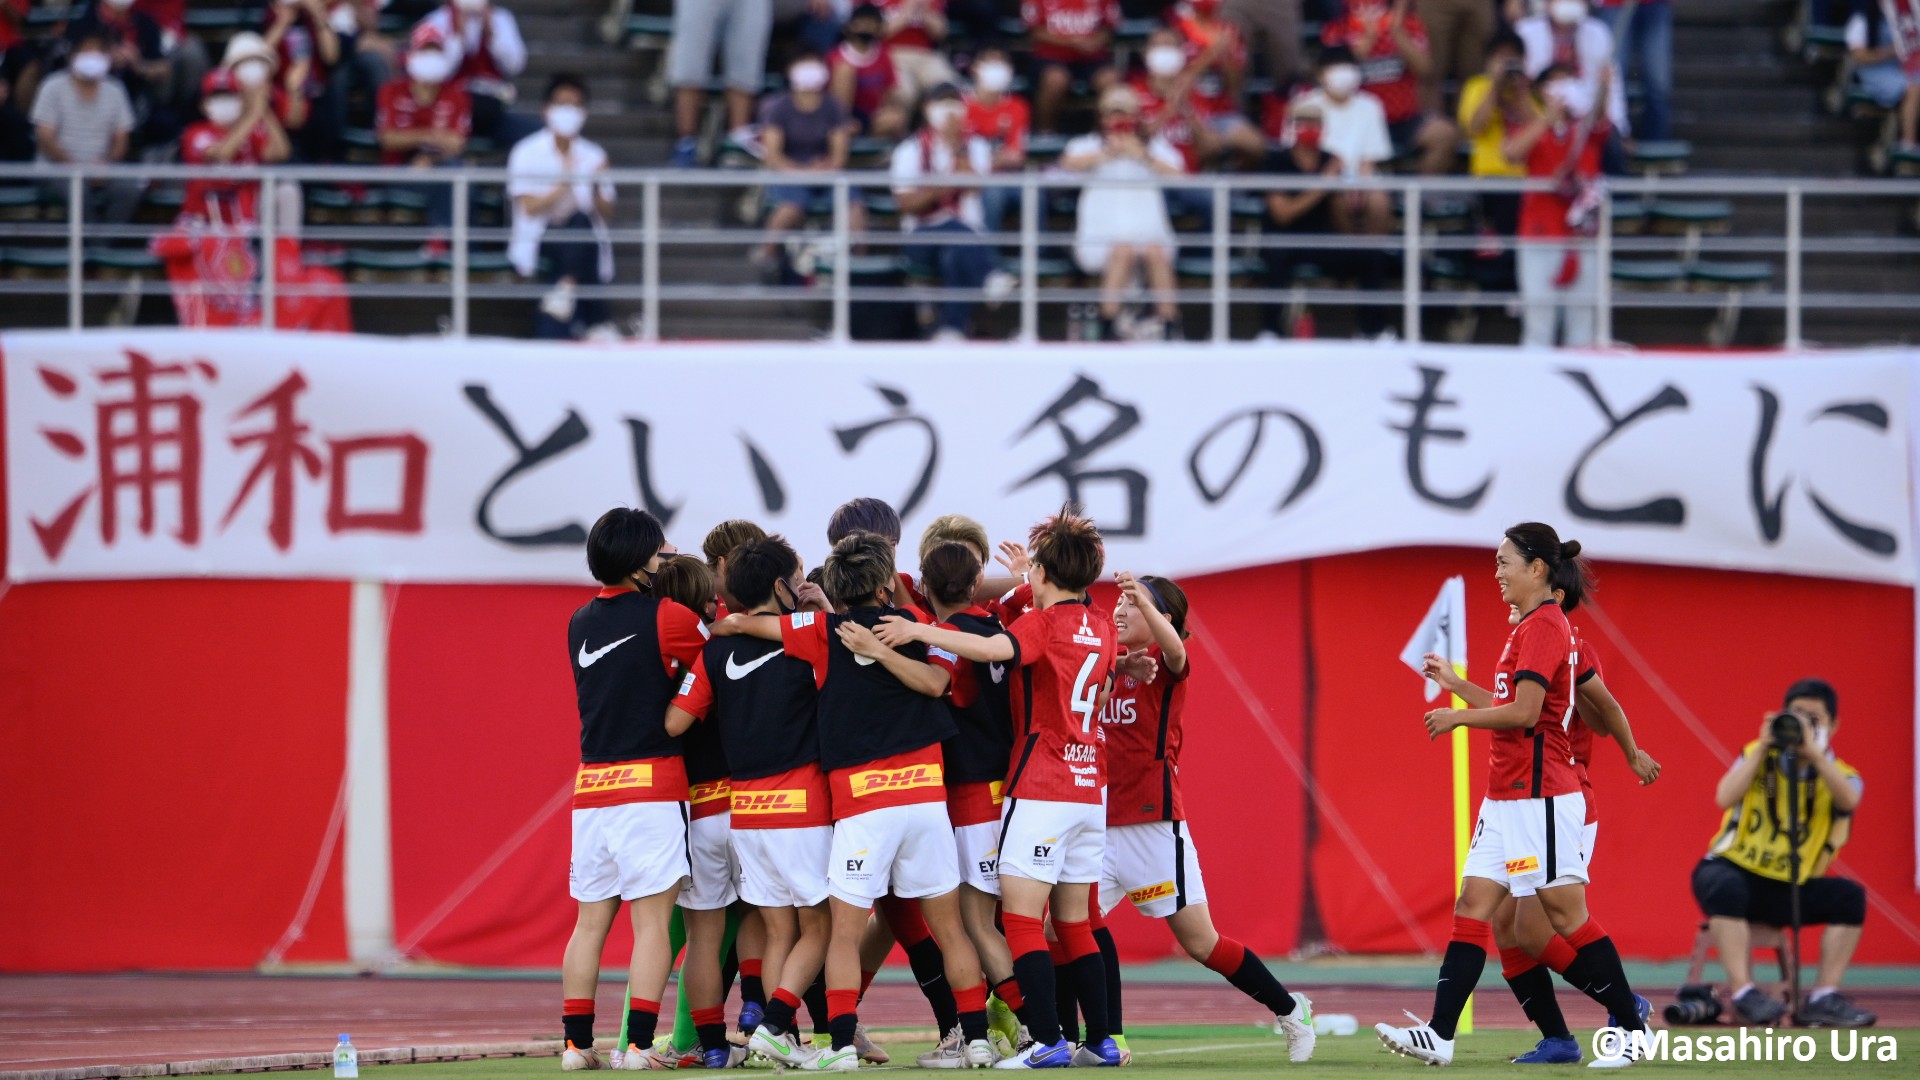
left=375, top=78, right=472, bottom=165
left=180, top=121, right=274, bottom=221
left=879, top=0, right=944, bottom=50
left=1485, top=601, right=1580, bottom=801
left=966, top=93, right=1030, bottom=157
left=1003, top=600, right=1117, bottom=805
left=571, top=591, right=710, bottom=809
left=1173, top=10, right=1247, bottom=115
left=1135, top=77, right=1214, bottom=171
left=135, top=0, right=185, bottom=37
left=673, top=651, right=830, bottom=826
left=1321, top=10, right=1428, bottom=124
left=1518, top=121, right=1605, bottom=239
left=1101, top=642, right=1191, bottom=826
left=1022, top=0, right=1121, bottom=64
left=832, top=43, right=898, bottom=120
left=1571, top=633, right=1601, bottom=824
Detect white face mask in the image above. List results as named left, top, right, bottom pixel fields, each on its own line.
left=329, top=4, right=361, bottom=34
left=70, top=51, right=111, bottom=81
left=546, top=103, right=586, bottom=137
left=407, top=50, right=455, bottom=84
left=1322, top=64, right=1362, bottom=99
left=454, top=0, right=487, bottom=12
left=925, top=100, right=964, bottom=130
left=1145, top=46, right=1186, bottom=78
left=788, top=61, right=829, bottom=93
left=974, top=61, right=1012, bottom=94
left=1545, top=77, right=1593, bottom=118
left=1549, top=0, right=1586, bottom=25
left=206, top=95, right=244, bottom=127
left=234, top=58, right=272, bottom=89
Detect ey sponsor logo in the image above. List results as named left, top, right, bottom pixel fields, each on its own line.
left=849, top=763, right=944, bottom=796
left=575, top=763, right=654, bottom=793
left=1032, top=837, right=1059, bottom=862
left=979, top=848, right=999, bottom=877
left=1128, top=881, right=1176, bottom=905
left=845, top=848, right=869, bottom=875
left=733, top=790, right=808, bottom=815
left=1505, top=855, right=1540, bottom=877
left=690, top=780, right=732, bottom=806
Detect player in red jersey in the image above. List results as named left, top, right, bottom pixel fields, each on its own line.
left=1422, top=569, right=1661, bottom=1064
left=876, top=507, right=1120, bottom=1070
left=1377, top=523, right=1649, bottom=1069
left=1094, top=573, right=1316, bottom=1062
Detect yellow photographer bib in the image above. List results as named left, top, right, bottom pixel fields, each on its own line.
left=1706, top=740, right=1857, bottom=884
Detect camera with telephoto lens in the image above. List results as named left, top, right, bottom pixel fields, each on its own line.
left=1769, top=710, right=1805, bottom=751
left=1663, top=983, right=1724, bottom=1025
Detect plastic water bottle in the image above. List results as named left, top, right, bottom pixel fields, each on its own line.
left=333, top=1034, right=359, bottom=1078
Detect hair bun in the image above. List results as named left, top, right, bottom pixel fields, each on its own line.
left=1560, top=540, right=1582, bottom=559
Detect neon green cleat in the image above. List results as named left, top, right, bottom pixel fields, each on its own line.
left=986, top=994, right=1020, bottom=1057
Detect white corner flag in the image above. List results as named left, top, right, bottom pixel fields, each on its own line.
left=1400, top=576, right=1467, bottom=700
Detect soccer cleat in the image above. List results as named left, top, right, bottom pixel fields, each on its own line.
left=1069, top=1038, right=1122, bottom=1067
left=699, top=1046, right=747, bottom=1069
left=1733, top=986, right=1787, bottom=1026
left=986, top=995, right=1020, bottom=1057
left=990, top=1040, right=1073, bottom=1070
left=738, top=1002, right=765, bottom=1037
left=1587, top=1041, right=1643, bottom=1069
left=1375, top=1011, right=1453, bottom=1067
left=1012, top=1025, right=1033, bottom=1053
left=1109, top=1034, right=1131, bottom=1066
left=852, top=1023, right=889, bottom=1064
left=1512, top=1036, right=1582, bottom=1064
left=748, top=1028, right=812, bottom=1067
left=617, top=1044, right=679, bottom=1070
left=1604, top=994, right=1652, bottom=1032
left=965, top=1039, right=998, bottom=1068
left=917, top=1027, right=968, bottom=1069
left=563, top=1042, right=606, bottom=1071
left=1274, top=992, right=1316, bottom=1063
left=799, top=1045, right=860, bottom=1071
left=1799, top=992, right=1878, bottom=1028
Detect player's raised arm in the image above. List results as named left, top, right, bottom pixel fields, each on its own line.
left=836, top=620, right=952, bottom=698
left=713, top=612, right=783, bottom=641
left=875, top=615, right=1015, bottom=663
left=1116, top=573, right=1186, bottom=677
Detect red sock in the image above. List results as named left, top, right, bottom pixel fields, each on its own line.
left=1086, top=886, right=1106, bottom=931
left=773, top=987, right=802, bottom=1009
left=1538, top=936, right=1576, bottom=974
left=1046, top=934, right=1073, bottom=965
left=993, top=977, right=1024, bottom=1011
left=1452, top=915, right=1492, bottom=949
left=1500, top=946, right=1540, bottom=979
left=858, top=969, right=877, bottom=999
left=1054, top=919, right=1097, bottom=961
left=826, top=988, right=860, bottom=1021
left=691, top=1006, right=725, bottom=1027
left=1566, top=919, right=1606, bottom=951
left=629, top=997, right=660, bottom=1013
left=1203, top=936, right=1248, bottom=977
left=1003, top=912, right=1048, bottom=961
left=954, top=982, right=987, bottom=1013
left=563, top=998, right=594, bottom=1016
left=740, top=959, right=763, bottom=978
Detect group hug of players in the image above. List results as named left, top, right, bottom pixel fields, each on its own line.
left=559, top=497, right=1664, bottom=1071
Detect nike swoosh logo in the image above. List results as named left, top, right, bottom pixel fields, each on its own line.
left=990, top=663, right=1006, bottom=684
left=726, top=648, right=784, bottom=680
left=578, top=634, right=635, bottom=668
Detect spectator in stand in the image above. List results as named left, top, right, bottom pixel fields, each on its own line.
left=325, top=1, right=396, bottom=147
left=1291, top=45, right=1393, bottom=234
left=1846, top=0, right=1919, bottom=150
left=1134, top=27, right=1231, bottom=225
left=377, top=23, right=471, bottom=245
left=889, top=82, right=993, bottom=341
left=1591, top=0, right=1670, bottom=141
left=830, top=3, right=909, bottom=137
left=31, top=23, right=143, bottom=222
left=878, top=0, right=959, bottom=102
left=179, top=68, right=291, bottom=224
left=262, top=0, right=342, bottom=159
left=83, top=0, right=177, bottom=146
left=134, top=0, right=209, bottom=120
left=0, top=0, right=33, bottom=161
left=1514, top=0, right=1627, bottom=139
left=1505, top=64, right=1605, bottom=347
left=1417, top=0, right=1492, bottom=114
left=1223, top=0, right=1303, bottom=95
left=508, top=73, right=617, bottom=340
left=420, top=0, right=538, bottom=148
left=1021, top=0, right=1121, bottom=134
left=224, top=32, right=309, bottom=153
left=667, top=0, right=772, bottom=166
left=1457, top=28, right=1529, bottom=292
left=1320, top=0, right=1458, bottom=175
left=1169, top=0, right=1266, bottom=166
left=964, top=46, right=1028, bottom=234
left=785, top=0, right=850, bottom=55
left=756, top=50, right=860, bottom=266
left=1059, top=85, right=1184, bottom=340
left=1259, top=99, right=1392, bottom=338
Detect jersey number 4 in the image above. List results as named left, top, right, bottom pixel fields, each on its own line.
left=1071, top=652, right=1102, bottom=733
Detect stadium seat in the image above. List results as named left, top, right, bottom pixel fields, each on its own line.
left=1174, top=254, right=1264, bottom=281
left=85, top=247, right=163, bottom=277
left=1687, top=261, right=1774, bottom=288
left=0, top=185, right=41, bottom=222
left=1629, top=140, right=1693, bottom=176
left=347, top=248, right=435, bottom=282
left=4, top=246, right=72, bottom=277
left=1611, top=260, right=1688, bottom=287
left=1649, top=199, right=1734, bottom=242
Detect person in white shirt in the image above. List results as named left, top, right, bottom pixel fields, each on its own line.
left=1057, top=85, right=1185, bottom=340
left=1292, top=46, right=1393, bottom=236
left=1514, top=0, right=1627, bottom=137
left=420, top=0, right=538, bottom=146
left=889, top=83, right=994, bottom=341
left=508, top=73, right=616, bottom=340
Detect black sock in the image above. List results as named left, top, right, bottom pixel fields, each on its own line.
left=830, top=1013, right=857, bottom=1053
left=959, top=1001, right=989, bottom=1043
left=563, top=1013, right=593, bottom=1050
left=1093, top=927, right=1125, bottom=1036
left=993, top=977, right=1033, bottom=1028
left=1012, top=950, right=1063, bottom=1046
left=805, top=977, right=830, bottom=1038
left=764, top=994, right=798, bottom=1035
left=1560, top=936, right=1645, bottom=1031
left=1506, top=966, right=1572, bottom=1040
left=1053, top=962, right=1081, bottom=1044
left=1224, top=947, right=1295, bottom=1017
left=1428, top=940, right=1486, bottom=1041
left=1068, top=953, right=1111, bottom=1045
left=696, top=1022, right=727, bottom=1054
left=904, top=938, right=960, bottom=1033
left=626, top=1004, right=659, bottom=1050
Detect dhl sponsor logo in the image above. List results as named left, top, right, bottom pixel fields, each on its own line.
left=849, top=763, right=944, bottom=796
left=733, top=790, right=809, bottom=815
left=575, top=763, right=654, bottom=793
left=1128, top=881, right=1177, bottom=904
left=690, top=780, right=732, bottom=806
left=989, top=780, right=1004, bottom=805
left=1505, top=855, right=1540, bottom=876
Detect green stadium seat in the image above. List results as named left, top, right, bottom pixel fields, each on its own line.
left=1629, top=139, right=1692, bottom=175
left=303, top=248, right=350, bottom=270
left=86, top=247, right=163, bottom=274
left=5, top=246, right=72, bottom=273
left=1175, top=254, right=1264, bottom=280
left=346, top=248, right=433, bottom=278
left=1649, top=198, right=1733, bottom=235
left=999, top=253, right=1075, bottom=280
left=1611, top=259, right=1687, bottom=286
left=1686, top=261, right=1773, bottom=288
left=0, top=185, right=41, bottom=221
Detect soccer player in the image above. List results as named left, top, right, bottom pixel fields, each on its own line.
left=718, top=531, right=998, bottom=1071
left=669, top=536, right=836, bottom=1068
left=1098, top=572, right=1318, bottom=1063
left=703, top=518, right=769, bottom=616
left=1376, top=523, right=1650, bottom=1069
left=560, top=508, right=711, bottom=1072
left=875, top=506, right=1121, bottom=1070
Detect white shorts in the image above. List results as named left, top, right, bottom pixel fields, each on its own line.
left=828, top=802, right=962, bottom=906
left=1099, top=820, right=1208, bottom=919
left=955, top=820, right=1001, bottom=895
left=997, top=797, right=1105, bottom=886
left=733, top=825, right=832, bottom=908
left=1461, top=793, right=1590, bottom=898
left=681, top=812, right=739, bottom=910
left=570, top=801, right=691, bottom=903
left=1582, top=820, right=1599, bottom=867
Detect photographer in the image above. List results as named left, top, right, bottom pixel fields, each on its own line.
left=1690, top=678, right=1875, bottom=1028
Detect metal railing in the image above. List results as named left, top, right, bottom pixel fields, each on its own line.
left=3, top=163, right=1919, bottom=347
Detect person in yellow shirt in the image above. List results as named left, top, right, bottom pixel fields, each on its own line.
left=1456, top=30, right=1529, bottom=293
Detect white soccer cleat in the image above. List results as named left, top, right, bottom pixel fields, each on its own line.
left=563, top=1043, right=606, bottom=1070
left=1375, top=1011, right=1452, bottom=1067
left=617, top=1044, right=678, bottom=1070
left=853, top=1023, right=889, bottom=1065
left=800, top=1044, right=860, bottom=1071
left=1274, top=992, right=1317, bottom=1063
left=917, top=1027, right=967, bottom=1069
left=747, top=1028, right=811, bottom=1067
left=1588, top=1040, right=1644, bottom=1069
left=965, top=1039, right=998, bottom=1068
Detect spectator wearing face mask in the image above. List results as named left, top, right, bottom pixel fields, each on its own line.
left=1458, top=29, right=1529, bottom=292
left=1021, top=0, right=1121, bottom=134
left=1059, top=85, right=1184, bottom=340
left=963, top=47, right=1028, bottom=234
left=79, top=0, right=175, bottom=146
left=1589, top=0, right=1670, bottom=141
left=1515, top=0, right=1627, bottom=138
left=876, top=0, right=959, bottom=102
left=377, top=23, right=471, bottom=244
left=224, top=32, right=309, bottom=147
left=1846, top=0, right=1919, bottom=150
left=756, top=51, right=860, bottom=267
left=420, top=0, right=539, bottom=148
left=1168, top=0, right=1266, bottom=166
left=889, top=83, right=994, bottom=341
left=508, top=73, right=617, bottom=340
left=1320, top=0, right=1458, bottom=175
left=260, top=0, right=342, bottom=158
left=830, top=3, right=909, bottom=138
left=1259, top=100, right=1392, bottom=339
left=31, top=24, right=143, bottom=222
left=1504, top=65, right=1606, bottom=348
left=1132, top=27, right=1231, bottom=225
left=1289, top=46, right=1394, bottom=235
left=179, top=67, right=291, bottom=224
left=667, top=0, right=773, bottom=167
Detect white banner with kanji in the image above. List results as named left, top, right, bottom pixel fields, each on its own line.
left=3, top=331, right=1915, bottom=586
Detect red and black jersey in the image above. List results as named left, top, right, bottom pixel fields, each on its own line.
left=1002, top=599, right=1116, bottom=805
left=1101, top=642, right=1190, bottom=825
left=984, top=581, right=1035, bottom=626
left=1571, top=631, right=1601, bottom=823
left=676, top=635, right=825, bottom=826
left=938, top=607, right=1016, bottom=786
left=1486, top=600, right=1580, bottom=801
left=566, top=588, right=709, bottom=807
